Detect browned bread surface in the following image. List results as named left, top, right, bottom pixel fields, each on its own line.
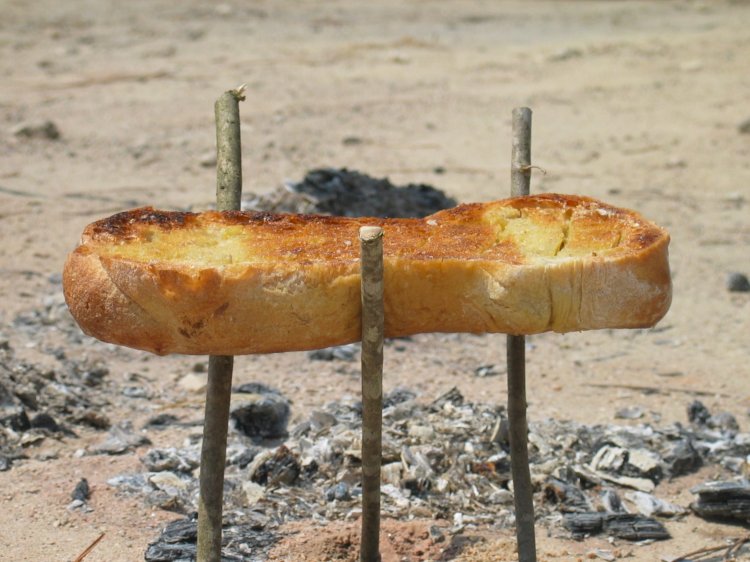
left=62, top=194, right=671, bottom=355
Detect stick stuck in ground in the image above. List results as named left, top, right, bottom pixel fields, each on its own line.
left=196, top=85, right=245, bottom=562
left=359, top=225, right=385, bottom=562
left=507, top=106, right=537, bottom=562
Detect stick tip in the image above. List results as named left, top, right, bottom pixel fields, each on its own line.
left=359, top=226, right=383, bottom=242
left=231, top=83, right=247, bottom=101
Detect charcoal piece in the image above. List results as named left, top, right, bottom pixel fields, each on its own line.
left=726, top=272, right=750, bottom=292
left=227, top=446, right=260, bottom=469
left=30, top=412, right=60, bottom=432
left=603, top=513, right=670, bottom=540
left=563, top=512, right=669, bottom=540
left=72, top=478, right=90, bottom=502
left=233, top=382, right=282, bottom=396
left=707, top=411, right=739, bottom=434
left=250, top=446, right=301, bottom=486
left=688, top=400, right=711, bottom=425
left=82, top=367, right=109, bottom=387
left=430, top=387, right=464, bottom=410
left=600, top=489, right=626, bottom=513
left=143, top=414, right=180, bottom=430
left=145, top=513, right=275, bottom=562
left=662, top=438, right=702, bottom=477
left=231, top=394, right=290, bottom=440
left=690, top=480, right=750, bottom=522
left=563, top=512, right=604, bottom=536
left=402, top=476, right=432, bottom=497
left=1, top=408, right=30, bottom=432
left=544, top=477, right=591, bottom=513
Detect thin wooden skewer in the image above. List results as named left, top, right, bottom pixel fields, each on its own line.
left=196, top=84, right=246, bottom=562
left=507, top=106, right=537, bottom=562
left=359, top=225, right=385, bottom=562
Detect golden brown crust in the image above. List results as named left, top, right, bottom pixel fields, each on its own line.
left=62, top=194, right=671, bottom=355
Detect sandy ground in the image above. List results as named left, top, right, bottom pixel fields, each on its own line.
left=1, top=0, right=749, bottom=560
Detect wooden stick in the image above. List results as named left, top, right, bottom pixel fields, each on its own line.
left=359, top=226, right=384, bottom=562
left=72, top=532, right=105, bottom=562
left=196, top=85, right=245, bottom=562
left=507, top=106, right=537, bottom=562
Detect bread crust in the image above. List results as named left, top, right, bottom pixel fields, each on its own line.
left=62, top=194, right=671, bottom=355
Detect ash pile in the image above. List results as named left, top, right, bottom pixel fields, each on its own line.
left=241, top=167, right=457, bottom=217
left=100, top=379, right=750, bottom=561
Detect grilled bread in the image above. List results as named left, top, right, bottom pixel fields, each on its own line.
left=63, top=194, right=671, bottom=355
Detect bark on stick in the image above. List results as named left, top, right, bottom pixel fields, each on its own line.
left=507, top=106, right=537, bottom=562
left=197, top=85, right=245, bottom=562
left=359, top=226, right=384, bottom=562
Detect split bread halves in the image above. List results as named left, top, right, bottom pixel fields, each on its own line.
left=63, top=194, right=671, bottom=355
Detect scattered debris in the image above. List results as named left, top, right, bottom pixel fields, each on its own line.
left=242, top=168, right=457, bottom=218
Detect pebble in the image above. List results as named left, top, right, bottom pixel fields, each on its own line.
left=177, top=373, right=207, bottom=393
left=738, top=117, right=750, bottom=134
left=726, top=272, right=750, bottom=292
left=198, top=151, right=217, bottom=168
left=11, top=120, right=61, bottom=140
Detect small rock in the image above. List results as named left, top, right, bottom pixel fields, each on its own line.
left=91, top=422, right=151, bottom=455
left=141, top=447, right=199, bottom=473
left=198, top=151, right=217, bottom=168
left=11, top=120, right=61, bottom=140
left=142, top=413, right=179, bottom=430
left=726, top=272, right=750, bottom=292
left=122, top=386, right=149, bottom=399
left=178, top=373, right=207, bottom=393
left=308, top=343, right=359, bottom=362
left=249, top=445, right=301, bottom=486
left=149, top=471, right=188, bottom=491
left=707, top=411, right=740, bottom=434
left=615, top=406, right=644, bottom=420
left=688, top=400, right=711, bottom=425
left=242, top=481, right=264, bottom=505
left=71, top=478, right=90, bottom=502
left=231, top=391, right=290, bottom=440
left=474, top=364, right=504, bottom=377
left=738, top=118, right=750, bottom=134
left=325, top=482, right=351, bottom=502
left=548, top=47, right=583, bottom=62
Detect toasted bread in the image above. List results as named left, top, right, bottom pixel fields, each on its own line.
left=62, top=194, right=671, bottom=355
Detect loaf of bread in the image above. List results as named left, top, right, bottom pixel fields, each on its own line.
left=62, top=194, right=671, bottom=355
